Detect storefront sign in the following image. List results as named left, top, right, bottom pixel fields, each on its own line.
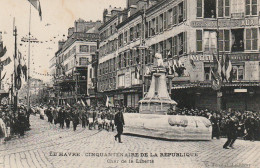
left=188, top=54, right=214, bottom=62
left=229, top=53, right=260, bottom=61
left=234, top=89, right=247, bottom=93
left=190, top=18, right=258, bottom=28
left=245, top=61, right=259, bottom=80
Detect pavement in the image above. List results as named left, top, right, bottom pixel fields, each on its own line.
left=0, top=114, right=259, bottom=168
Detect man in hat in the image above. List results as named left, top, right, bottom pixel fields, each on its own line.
left=114, top=108, right=125, bottom=143
left=223, top=113, right=238, bottom=149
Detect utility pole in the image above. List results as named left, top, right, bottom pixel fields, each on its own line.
left=13, top=25, right=18, bottom=112
left=27, top=3, right=32, bottom=111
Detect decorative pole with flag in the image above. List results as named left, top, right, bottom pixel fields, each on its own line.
left=26, top=0, right=42, bottom=111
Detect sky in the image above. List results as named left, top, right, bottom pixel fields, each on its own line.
left=0, top=0, right=126, bottom=90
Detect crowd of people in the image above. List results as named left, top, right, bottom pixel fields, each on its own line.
left=0, top=104, right=31, bottom=144
left=33, top=103, right=125, bottom=143
left=168, top=107, right=260, bottom=142
left=1, top=102, right=259, bottom=146
left=32, top=104, right=118, bottom=132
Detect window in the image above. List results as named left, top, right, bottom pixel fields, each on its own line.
left=196, top=30, right=203, bottom=52
left=150, top=19, right=155, bottom=36
left=172, top=36, right=178, bottom=56
left=129, top=50, right=133, bottom=66
left=204, top=0, right=216, bottom=18
left=79, top=57, right=88, bottom=65
left=246, top=0, right=257, bottom=16
left=231, top=0, right=245, bottom=18
left=219, top=29, right=230, bottom=52
left=232, top=65, right=244, bottom=80
left=166, top=38, right=172, bottom=58
left=245, top=28, right=258, bottom=51
left=159, top=14, right=163, bottom=32
left=173, top=6, right=178, bottom=25
left=204, top=67, right=213, bottom=80
left=118, top=74, right=125, bottom=87
left=203, top=30, right=217, bottom=53
left=218, top=0, right=230, bottom=17
left=231, top=29, right=243, bottom=52
left=178, top=32, right=187, bottom=55
left=197, top=0, right=203, bottom=17
left=90, top=46, right=97, bottom=53
left=145, top=21, right=148, bottom=38
left=124, top=31, right=128, bottom=44
left=155, top=16, right=159, bottom=33
left=118, top=33, right=123, bottom=47
left=163, top=12, right=167, bottom=30
left=167, top=9, right=173, bottom=28
left=178, top=2, right=184, bottom=23
left=80, top=45, right=89, bottom=52
left=130, top=27, right=134, bottom=41
left=136, top=24, right=141, bottom=38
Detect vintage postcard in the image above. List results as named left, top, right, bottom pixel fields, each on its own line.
left=0, top=0, right=259, bottom=168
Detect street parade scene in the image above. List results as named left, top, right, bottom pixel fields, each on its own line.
left=0, top=0, right=260, bottom=168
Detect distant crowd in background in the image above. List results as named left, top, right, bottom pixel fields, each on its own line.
left=168, top=107, right=260, bottom=141
left=1, top=103, right=260, bottom=144
left=0, top=104, right=30, bottom=144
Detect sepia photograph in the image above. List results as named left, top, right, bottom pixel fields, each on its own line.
left=0, top=0, right=260, bottom=167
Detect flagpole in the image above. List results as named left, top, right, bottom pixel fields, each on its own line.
left=27, top=2, right=32, bottom=111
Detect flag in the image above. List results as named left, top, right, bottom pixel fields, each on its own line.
left=135, top=66, right=140, bottom=79
left=105, top=95, right=109, bottom=107
left=168, top=61, right=173, bottom=75
left=28, top=0, right=42, bottom=20
left=225, top=56, right=232, bottom=81
left=221, top=55, right=226, bottom=81
left=189, top=57, right=195, bottom=68
left=213, top=53, right=221, bottom=77
left=81, top=99, right=86, bottom=107
left=211, top=69, right=217, bottom=82
left=0, top=46, right=7, bottom=58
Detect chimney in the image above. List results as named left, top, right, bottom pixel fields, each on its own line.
left=68, top=27, right=74, bottom=37
left=58, top=41, right=65, bottom=50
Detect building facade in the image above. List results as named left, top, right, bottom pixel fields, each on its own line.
left=52, top=19, right=101, bottom=105
left=97, top=0, right=260, bottom=111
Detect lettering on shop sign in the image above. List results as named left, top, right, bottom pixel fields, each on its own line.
left=190, top=18, right=258, bottom=28
left=188, top=54, right=213, bottom=62
left=229, top=53, right=260, bottom=61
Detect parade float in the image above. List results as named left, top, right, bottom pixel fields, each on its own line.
left=124, top=54, right=212, bottom=140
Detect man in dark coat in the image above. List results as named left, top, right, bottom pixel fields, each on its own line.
left=114, top=108, right=125, bottom=143
left=223, top=114, right=238, bottom=149
left=210, top=112, right=220, bottom=139
left=72, top=110, right=79, bottom=131
left=65, top=108, right=71, bottom=129
left=245, top=114, right=257, bottom=141
left=58, top=107, right=65, bottom=129
left=18, top=109, right=27, bottom=136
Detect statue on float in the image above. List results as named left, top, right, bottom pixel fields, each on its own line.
left=123, top=53, right=212, bottom=140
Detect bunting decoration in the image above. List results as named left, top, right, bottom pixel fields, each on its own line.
left=189, top=57, right=196, bottom=68
left=0, top=57, right=11, bottom=67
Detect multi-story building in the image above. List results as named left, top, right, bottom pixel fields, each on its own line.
left=97, top=0, right=260, bottom=111
left=52, top=19, right=101, bottom=105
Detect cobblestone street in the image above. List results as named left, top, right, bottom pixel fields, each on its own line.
left=0, top=115, right=259, bottom=168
